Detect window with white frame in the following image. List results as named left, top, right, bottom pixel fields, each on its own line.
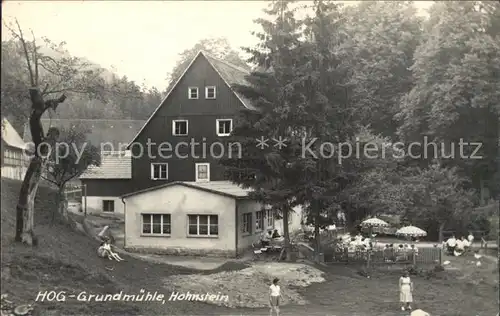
left=195, top=163, right=210, bottom=182
left=142, top=214, right=171, bottom=235
left=172, top=120, right=188, bottom=136
left=188, top=215, right=218, bottom=236
left=188, top=87, right=198, bottom=99
left=151, top=163, right=168, bottom=180
left=216, top=119, right=232, bottom=136
left=242, top=213, right=252, bottom=234
left=266, top=209, right=274, bottom=228
left=205, top=86, right=216, bottom=99
left=255, top=210, right=264, bottom=232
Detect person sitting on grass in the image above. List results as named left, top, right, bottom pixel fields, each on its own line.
left=98, top=240, right=124, bottom=262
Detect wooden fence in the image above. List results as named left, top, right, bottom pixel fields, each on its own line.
left=64, top=185, right=83, bottom=202
left=298, top=244, right=443, bottom=266
left=297, top=242, right=316, bottom=261
left=365, top=247, right=442, bottom=266
left=323, top=247, right=442, bottom=265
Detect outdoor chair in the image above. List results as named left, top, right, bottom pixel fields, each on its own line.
left=446, top=245, right=455, bottom=255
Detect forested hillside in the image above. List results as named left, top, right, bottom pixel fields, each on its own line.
left=1, top=38, right=164, bottom=133
left=1, top=36, right=247, bottom=134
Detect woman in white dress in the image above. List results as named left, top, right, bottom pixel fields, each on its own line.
left=399, top=271, right=413, bottom=311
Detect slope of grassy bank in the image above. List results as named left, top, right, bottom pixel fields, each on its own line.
left=0, top=179, right=234, bottom=315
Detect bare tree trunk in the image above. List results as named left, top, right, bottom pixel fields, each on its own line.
left=14, top=88, right=66, bottom=245
left=282, top=206, right=291, bottom=261
left=438, top=222, right=446, bottom=243
left=314, top=200, right=321, bottom=263
left=57, top=185, right=69, bottom=222
left=15, top=157, right=44, bottom=245
left=53, top=185, right=68, bottom=224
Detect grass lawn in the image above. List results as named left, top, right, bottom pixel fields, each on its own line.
left=0, top=179, right=232, bottom=315
left=1, top=178, right=498, bottom=315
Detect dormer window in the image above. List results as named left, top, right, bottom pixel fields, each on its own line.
left=188, top=87, right=198, bottom=99
left=205, top=86, right=216, bottom=99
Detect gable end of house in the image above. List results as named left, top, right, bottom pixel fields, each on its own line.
left=126, top=51, right=255, bottom=148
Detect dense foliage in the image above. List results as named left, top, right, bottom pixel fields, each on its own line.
left=220, top=0, right=499, bottom=246
left=2, top=1, right=498, bottom=244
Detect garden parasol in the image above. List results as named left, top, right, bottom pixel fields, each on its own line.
left=395, top=225, right=427, bottom=238
left=361, top=217, right=390, bottom=236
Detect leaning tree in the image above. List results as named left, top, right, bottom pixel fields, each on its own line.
left=4, top=20, right=107, bottom=245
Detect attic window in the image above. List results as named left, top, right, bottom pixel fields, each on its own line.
left=205, top=86, right=216, bottom=99
left=188, top=87, right=198, bottom=99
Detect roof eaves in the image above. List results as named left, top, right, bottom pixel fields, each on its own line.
left=121, top=180, right=245, bottom=200
left=204, top=55, right=256, bottom=111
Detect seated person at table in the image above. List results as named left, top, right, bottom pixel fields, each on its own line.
left=410, top=244, right=419, bottom=256
left=462, top=236, right=470, bottom=252
left=388, top=244, right=396, bottom=261
left=355, top=233, right=363, bottom=242
left=446, top=235, right=457, bottom=254
left=261, top=230, right=272, bottom=247
left=467, top=232, right=474, bottom=245
left=383, top=244, right=391, bottom=260
left=396, top=244, right=406, bottom=261
left=454, top=237, right=464, bottom=256
left=272, top=229, right=281, bottom=239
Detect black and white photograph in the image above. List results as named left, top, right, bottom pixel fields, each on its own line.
left=1, top=1, right=499, bottom=315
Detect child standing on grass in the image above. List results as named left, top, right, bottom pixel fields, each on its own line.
left=269, top=278, right=283, bottom=316
left=399, top=271, right=413, bottom=311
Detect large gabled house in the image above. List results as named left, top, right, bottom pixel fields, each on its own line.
left=1, top=118, right=28, bottom=180
left=82, top=51, right=303, bottom=256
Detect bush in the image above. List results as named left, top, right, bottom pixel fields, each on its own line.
left=433, top=265, right=445, bottom=272
left=407, top=266, right=422, bottom=275
left=488, top=215, right=498, bottom=240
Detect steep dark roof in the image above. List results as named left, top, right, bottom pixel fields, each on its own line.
left=204, top=53, right=256, bottom=111
left=128, top=51, right=256, bottom=146
left=121, top=181, right=253, bottom=199
left=23, top=119, right=145, bottom=150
